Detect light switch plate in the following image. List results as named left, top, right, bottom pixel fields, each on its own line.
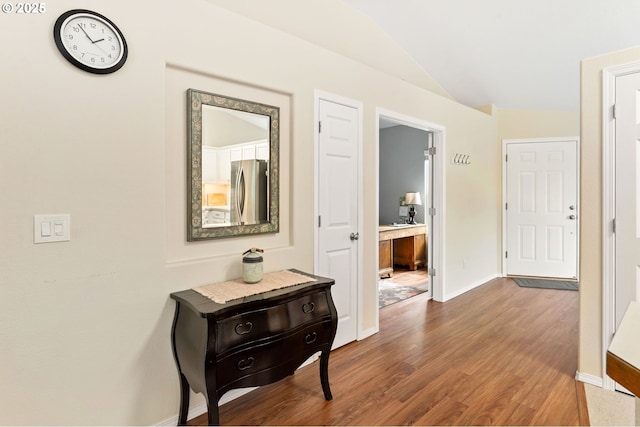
left=34, top=214, right=70, bottom=243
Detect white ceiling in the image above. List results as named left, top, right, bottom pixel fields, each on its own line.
left=340, top=0, right=640, bottom=112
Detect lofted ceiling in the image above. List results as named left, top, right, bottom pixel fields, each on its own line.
left=340, top=0, right=640, bottom=112
left=206, top=0, right=640, bottom=112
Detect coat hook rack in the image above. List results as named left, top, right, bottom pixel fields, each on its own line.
left=452, top=153, right=471, bottom=165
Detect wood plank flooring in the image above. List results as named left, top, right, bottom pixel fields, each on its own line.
left=188, top=277, right=581, bottom=426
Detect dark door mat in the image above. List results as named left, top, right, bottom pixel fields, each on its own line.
left=513, top=277, right=578, bottom=291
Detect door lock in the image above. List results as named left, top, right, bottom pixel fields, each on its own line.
left=569, top=205, right=575, bottom=210
left=350, top=232, right=359, bottom=241
left=569, top=215, right=576, bottom=220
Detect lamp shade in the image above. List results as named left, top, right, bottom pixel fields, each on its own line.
left=405, top=192, right=422, bottom=206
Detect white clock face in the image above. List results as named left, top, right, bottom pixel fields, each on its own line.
left=55, top=11, right=126, bottom=73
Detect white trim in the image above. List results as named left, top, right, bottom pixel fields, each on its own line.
left=156, top=400, right=209, bottom=426
left=601, top=60, right=640, bottom=391
left=501, top=137, right=581, bottom=280
left=441, top=273, right=499, bottom=302
left=375, top=108, right=446, bottom=305
left=156, top=390, right=253, bottom=426
left=358, top=326, right=379, bottom=341
left=313, top=90, right=364, bottom=341
left=575, top=371, right=604, bottom=388
left=156, top=355, right=321, bottom=425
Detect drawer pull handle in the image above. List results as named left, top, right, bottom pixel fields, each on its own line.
left=305, top=332, right=318, bottom=344
left=237, top=357, right=255, bottom=371
left=234, top=321, right=253, bottom=335
left=302, top=302, right=315, bottom=314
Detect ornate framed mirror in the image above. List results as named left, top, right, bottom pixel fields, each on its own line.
left=187, top=88, right=279, bottom=241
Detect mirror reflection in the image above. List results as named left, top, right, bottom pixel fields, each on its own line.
left=201, top=105, right=270, bottom=228
left=187, top=89, right=279, bottom=241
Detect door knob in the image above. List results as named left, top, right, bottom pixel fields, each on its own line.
left=350, top=232, right=359, bottom=241
left=569, top=215, right=576, bottom=220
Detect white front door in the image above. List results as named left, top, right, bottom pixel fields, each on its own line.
left=505, top=139, right=578, bottom=278
left=318, top=98, right=359, bottom=349
left=614, top=72, right=640, bottom=329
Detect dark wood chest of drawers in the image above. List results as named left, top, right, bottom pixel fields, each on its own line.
left=170, top=270, right=337, bottom=425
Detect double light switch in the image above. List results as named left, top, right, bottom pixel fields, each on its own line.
left=34, top=214, right=70, bottom=243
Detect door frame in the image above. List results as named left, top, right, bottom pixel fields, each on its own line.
left=602, top=60, right=640, bottom=390
left=501, top=137, right=581, bottom=279
left=375, top=108, right=446, bottom=313
left=313, top=90, right=364, bottom=341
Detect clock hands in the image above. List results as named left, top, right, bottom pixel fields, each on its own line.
left=76, top=23, right=109, bottom=54
left=77, top=24, right=95, bottom=43
left=77, top=23, right=106, bottom=48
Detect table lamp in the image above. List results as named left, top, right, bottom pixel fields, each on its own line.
left=405, top=192, right=422, bottom=224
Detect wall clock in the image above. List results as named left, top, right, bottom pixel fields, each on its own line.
left=53, top=9, right=128, bottom=74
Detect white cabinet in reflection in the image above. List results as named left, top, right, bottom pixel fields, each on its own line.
left=230, top=147, right=242, bottom=162
left=216, top=149, right=230, bottom=183
left=203, top=141, right=268, bottom=184
left=202, top=147, right=217, bottom=183
left=242, top=145, right=256, bottom=160
left=256, top=142, right=269, bottom=160
left=203, top=147, right=231, bottom=183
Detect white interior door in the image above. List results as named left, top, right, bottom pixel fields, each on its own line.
left=318, top=98, right=359, bottom=349
left=505, top=139, right=578, bottom=278
left=614, top=72, right=640, bottom=331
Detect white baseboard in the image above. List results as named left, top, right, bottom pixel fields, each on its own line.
left=442, top=273, right=499, bottom=302
left=358, top=326, right=378, bottom=341
left=575, top=371, right=603, bottom=388
left=156, top=354, right=323, bottom=426
left=156, top=399, right=206, bottom=427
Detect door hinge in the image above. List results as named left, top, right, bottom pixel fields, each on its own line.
left=612, top=217, right=616, bottom=233
left=318, top=215, right=321, bottom=228
left=427, top=146, right=436, bottom=156
left=318, top=121, right=322, bottom=133
left=505, top=203, right=508, bottom=210
left=613, top=104, right=617, bottom=120
left=505, top=251, right=508, bottom=259
left=428, top=267, right=436, bottom=276
left=428, top=207, right=436, bottom=216
left=505, top=154, right=508, bottom=162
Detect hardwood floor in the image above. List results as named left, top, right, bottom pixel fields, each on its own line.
left=188, top=277, right=581, bottom=426
left=384, top=266, right=429, bottom=286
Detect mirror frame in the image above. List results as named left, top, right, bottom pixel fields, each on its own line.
left=187, top=88, right=280, bottom=241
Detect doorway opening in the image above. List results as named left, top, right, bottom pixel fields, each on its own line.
left=375, top=109, right=445, bottom=327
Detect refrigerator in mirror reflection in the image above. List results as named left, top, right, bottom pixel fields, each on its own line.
left=230, top=159, right=268, bottom=225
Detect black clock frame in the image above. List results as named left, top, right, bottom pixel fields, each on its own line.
left=53, top=9, right=128, bottom=75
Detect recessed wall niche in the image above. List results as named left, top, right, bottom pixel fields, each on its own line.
left=164, top=64, right=291, bottom=264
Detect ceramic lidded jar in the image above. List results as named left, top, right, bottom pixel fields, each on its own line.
left=242, top=248, right=264, bottom=283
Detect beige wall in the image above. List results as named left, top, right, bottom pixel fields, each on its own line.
left=579, top=46, right=640, bottom=380
left=205, top=0, right=455, bottom=101
left=0, top=1, right=500, bottom=424
left=498, top=108, right=580, bottom=140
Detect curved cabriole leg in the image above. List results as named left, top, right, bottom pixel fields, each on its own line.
left=320, top=349, right=333, bottom=400
left=177, top=373, right=190, bottom=425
